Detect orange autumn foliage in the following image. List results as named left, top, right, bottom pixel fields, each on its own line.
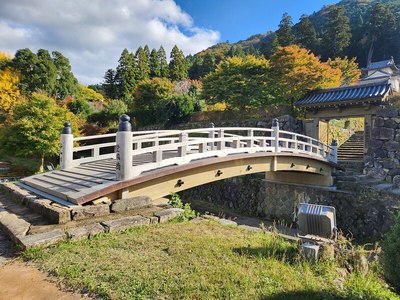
left=270, top=45, right=342, bottom=105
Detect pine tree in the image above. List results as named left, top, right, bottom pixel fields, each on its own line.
left=115, top=49, right=137, bottom=104
left=52, top=51, right=78, bottom=99
left=158, top=46, right=169, bottom=78
left=367, top=3, right=397, bottom=60
left=169, top=45, right=188, bottom=81
left=34, top=49, right=57, bottom=95
left=321, top=5, right=351, bottom=58
left=103, top=68, right=117, bottom=99
left=149, top=48, right=161, bottom=78
left=135, top=47, right=150, bottom=81
left=12, top=48, right=39, bottom=94
left=200, top=53, right=216, bottom=77
left=295, top=15, right=318, bottom=52
left=276, top=13, right=295, bottom=47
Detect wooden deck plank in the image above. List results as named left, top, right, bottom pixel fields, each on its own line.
left=63, top=168, right=116, bottom=181
left=51, top=170, right=107, bottom=184
left=20, top=178, right=75, bottom=200
left=32, top=175, right=85, bottom=192
left=42, top=173, right=96, bottom=188
left=75, top=165, right=116, bottom=175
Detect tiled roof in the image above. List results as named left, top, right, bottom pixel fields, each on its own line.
left=362, top=58, right=398, bottom=71
left=295, top=80, right=391, bottom=108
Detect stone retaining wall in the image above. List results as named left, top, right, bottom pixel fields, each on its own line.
left=365, top=108, right=400, bottom=187
left=180, top=176, right=400, bottom=238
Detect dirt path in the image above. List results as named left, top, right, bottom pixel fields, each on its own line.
left=0, top=229, right=86, bottom=300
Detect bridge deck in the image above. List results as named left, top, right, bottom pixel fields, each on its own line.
left=21, top=151, right=187, bottom=203
left=21, top=125, right=338, bottom=205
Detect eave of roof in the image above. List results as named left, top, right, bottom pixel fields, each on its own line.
left=294, top=80, right=391, bottom=108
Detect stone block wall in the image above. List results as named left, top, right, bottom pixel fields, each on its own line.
left=365, top=109, right=400, bottom=186
left=180, top=175, right=400, bottom=238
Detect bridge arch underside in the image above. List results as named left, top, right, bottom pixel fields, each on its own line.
left=87, top=153, right=335, bottom=205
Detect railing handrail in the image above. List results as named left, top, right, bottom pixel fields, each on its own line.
left=60, top=118, right=338, bottom=179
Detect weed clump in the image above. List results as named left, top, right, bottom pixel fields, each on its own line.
left=168, top=192, right=198, bottom=221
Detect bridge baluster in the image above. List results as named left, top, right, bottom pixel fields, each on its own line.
left=272, top=118, right=280, bottom=153
left=60, top=122, right=74, bottom=170
left=178, top=132, right=188, bottom=157
left=217, top=129, right=225, bottom=151
left=116, top=114, right=133, bottom=181
left=247, top=129, right=254, bottom=148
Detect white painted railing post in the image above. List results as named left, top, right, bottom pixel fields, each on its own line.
left=60, top=122, right=74, bottom=170
left=330, top=139, right=338, bottom=164
left=272, top=118, right=280, bottom=153
left=208, top=122, right=215, bottom=150
left=217, top=129, right=225, bottom=150
left=116, top=114, right=133, bottom=181
left=178, top=132, right=188, bottom=157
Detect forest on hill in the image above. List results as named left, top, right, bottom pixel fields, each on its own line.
left=194, top=0, right=400, bottom=70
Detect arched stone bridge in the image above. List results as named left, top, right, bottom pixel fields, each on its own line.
left=21, top=116, right=338, bottom=205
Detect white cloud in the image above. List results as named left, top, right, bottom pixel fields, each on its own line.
left=0, top=0, right=220, bottom=84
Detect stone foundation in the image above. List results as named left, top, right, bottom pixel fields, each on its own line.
left=365, top=108, right=400, bottom=186
left=180, top=175, right=400, bottom=238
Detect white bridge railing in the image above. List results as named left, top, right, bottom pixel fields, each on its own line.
left=60, top=115, right=337, bottom=181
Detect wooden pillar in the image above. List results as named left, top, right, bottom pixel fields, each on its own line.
left=313, top=118, right=320, bottom=141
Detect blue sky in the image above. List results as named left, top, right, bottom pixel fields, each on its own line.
left=2, top=0, right=339, bottom=84
left=176, top=0, right=337, bottom=43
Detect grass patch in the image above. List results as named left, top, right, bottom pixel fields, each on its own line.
left=23, top=222, right=399, bottom=300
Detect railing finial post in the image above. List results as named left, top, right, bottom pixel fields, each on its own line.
left=116, top=114, right=133, bottom=181
left=330, top=139, right=338, bottom=164
left=272, top=118, right=280, bottom=153
left=60, top=122, right=73, bottom=170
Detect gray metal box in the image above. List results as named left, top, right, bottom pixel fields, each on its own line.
left=298, top=203, right=337, bottom=239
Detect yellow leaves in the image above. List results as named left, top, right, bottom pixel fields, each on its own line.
left=0, top=67, right=22, bottom=116
left=0, top=52, right=12, bottom=63
left=327, top=57, right=361, bottom=85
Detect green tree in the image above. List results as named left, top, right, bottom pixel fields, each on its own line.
left=158, top=46, right=169, bottom=78
left=11, top=48, right=38, bottom=94
left=134, top=77, right=174, bottom=125
left=1, top=92, right=78, bottom=172
left=135, top=46, right=150, bottom=81
left=103, top=68, right=117, bottom=99
left=367, top=3, right=397, bottom=60
left=276, top=13, right=295, bottom=47
left=321, top=5, right=351, bottom=58
left=202, top=55, right=273, bottom=110
left=227, top=45, right=245, bottom=58
left=52, top=51, right=78, bottom=99
left=34, top=49, right=57, bottom=95
left=327, top=56, right=360, bottom=85
left=200, top=53, right=216, bottom=78
left=115, top=49, right=137, bottom=104
left=67, top=98, right=93, bottom=120
left=165, top=94, right=194, bottom=126
left=295, top=15, right=318, bottom=52
left=76, top=84, right=104, bottom=103
left=382, top=212, right=400, bottom=291
left=149, top=48, right=161, bottom=78
left=169, top=45, right=188, bottom=81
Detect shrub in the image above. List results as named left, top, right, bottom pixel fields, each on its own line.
left=168, top=193, right=198, bottom=222
left=382, top=212, right=400, bottom=291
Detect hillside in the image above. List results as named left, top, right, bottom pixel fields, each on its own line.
left=195, top=0, right=400, bottom=67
